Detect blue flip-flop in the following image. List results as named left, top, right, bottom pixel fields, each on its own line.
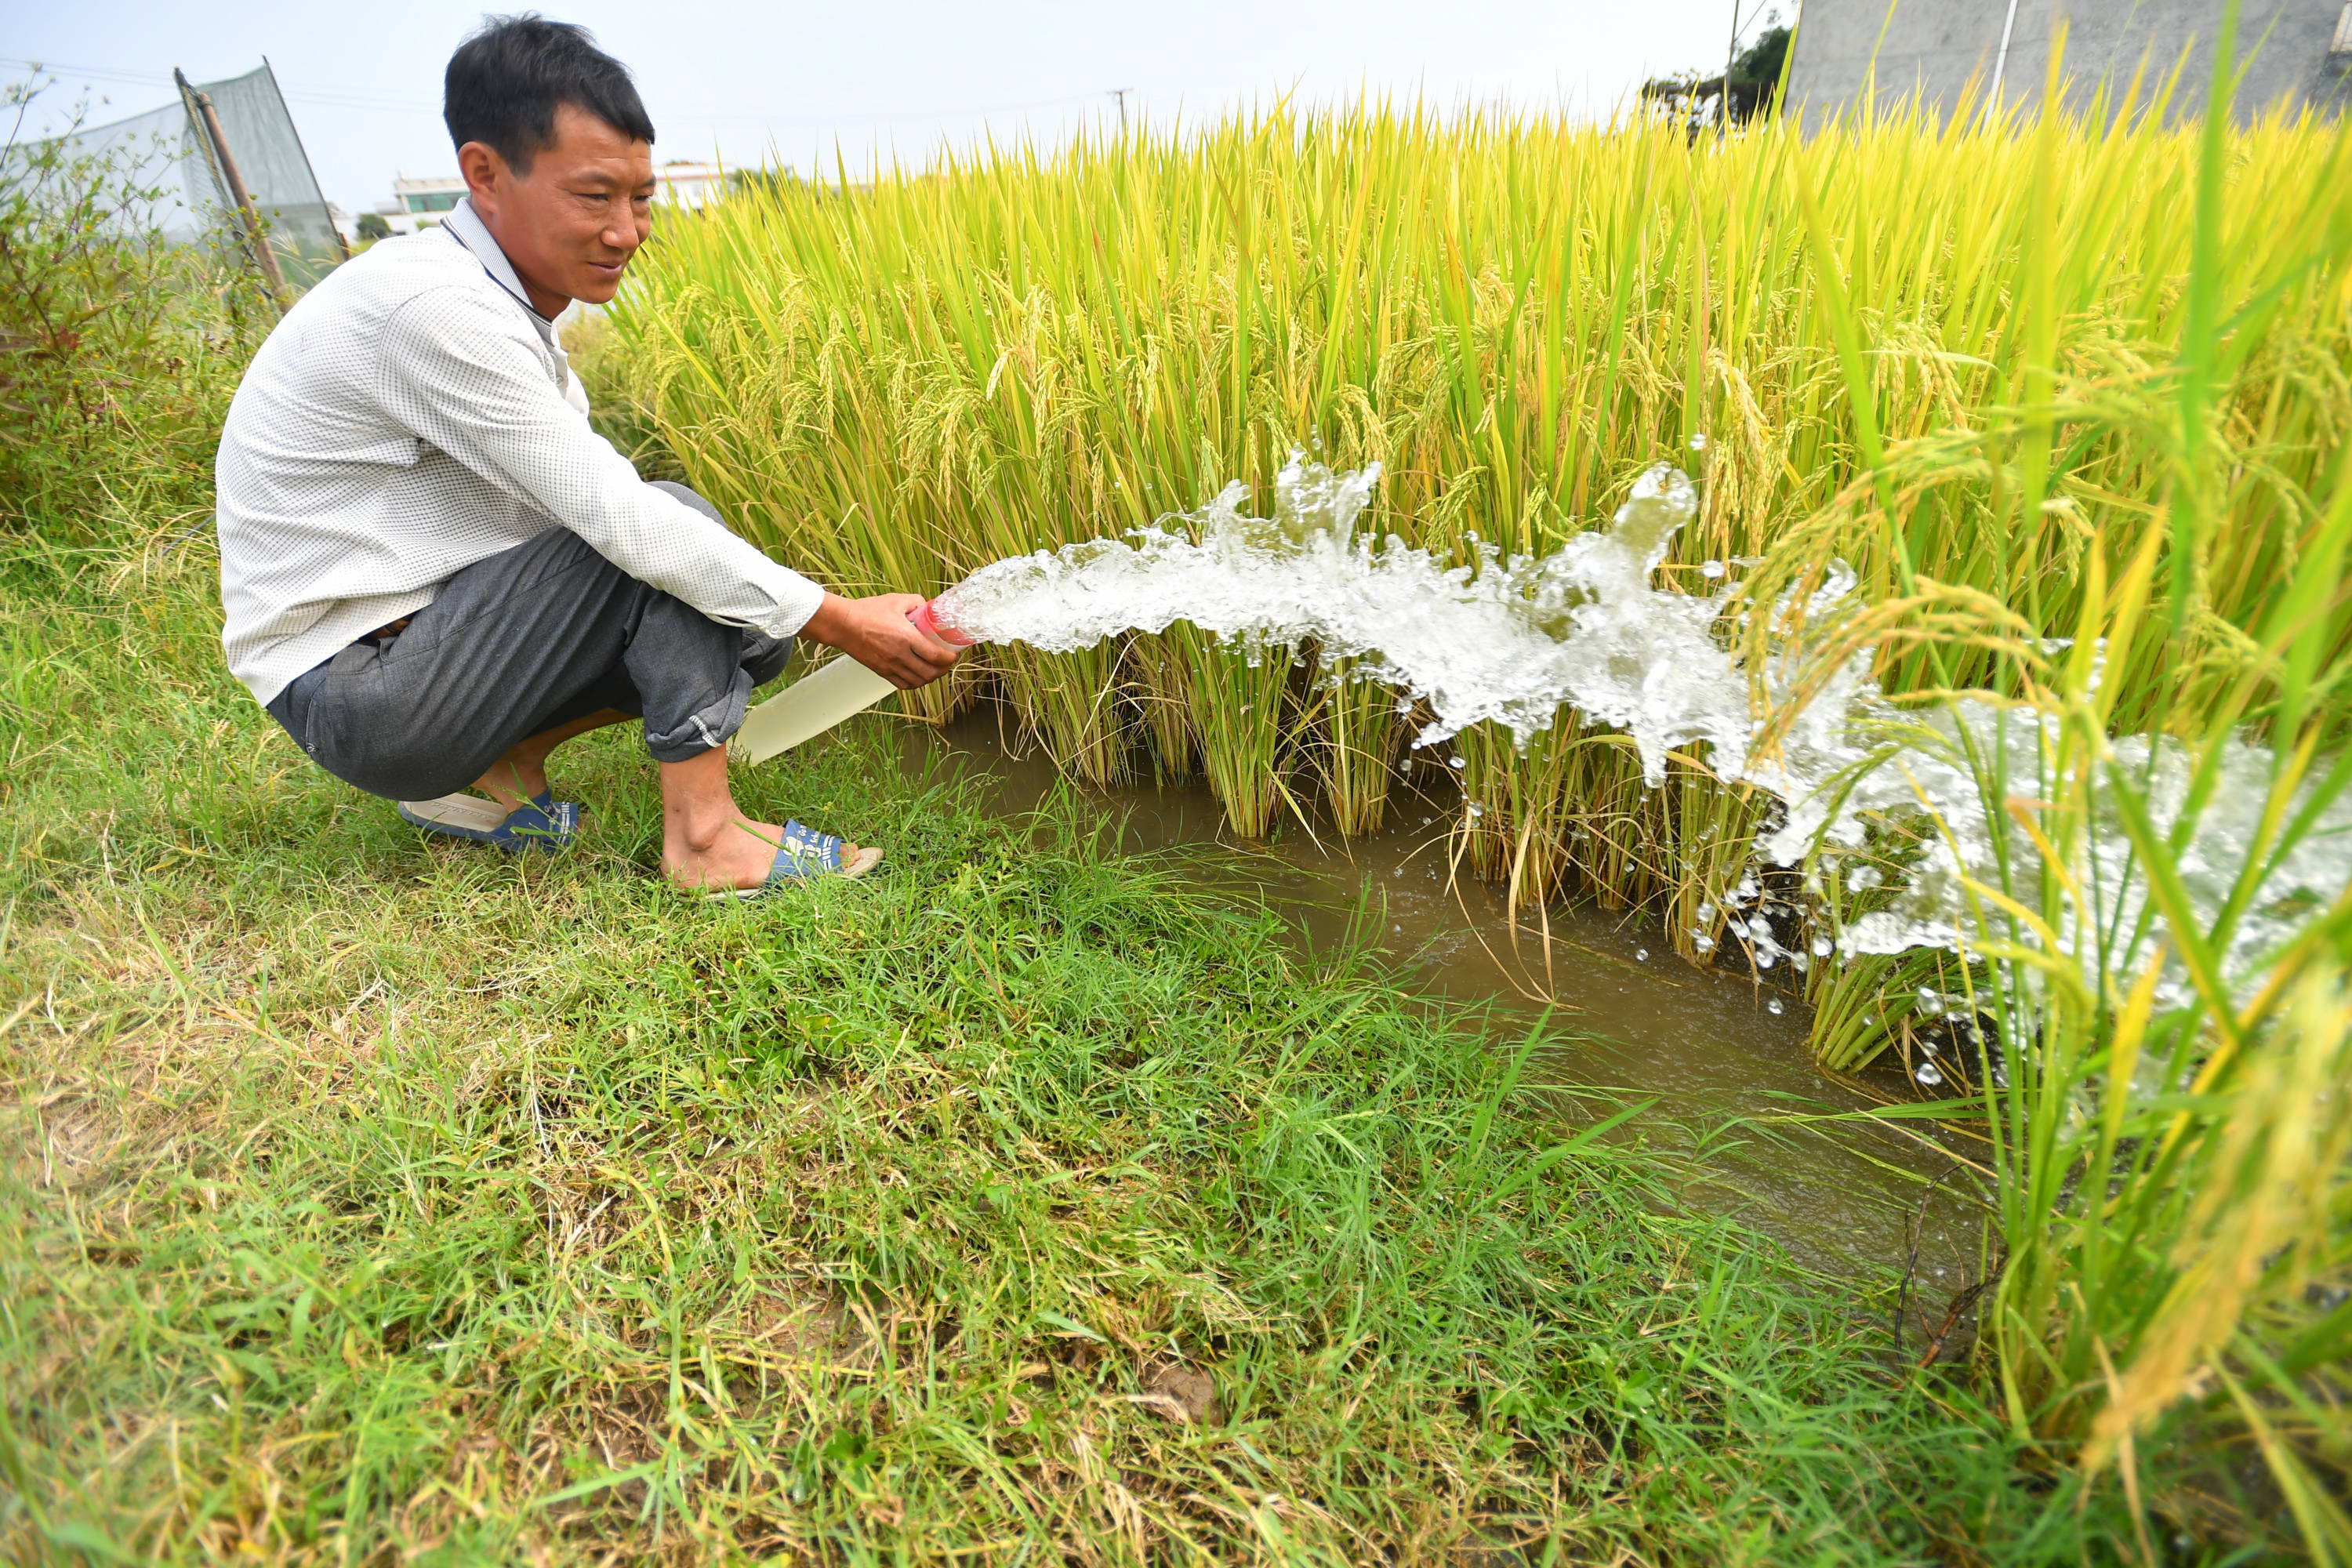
left=529, top=789, right=588, bottom=828
left=397, top=791, right=583, bottom=852
left=702, top=818, right=884, bottom=900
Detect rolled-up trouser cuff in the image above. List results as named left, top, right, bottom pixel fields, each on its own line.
left=644, top=661, right=755, bottom=762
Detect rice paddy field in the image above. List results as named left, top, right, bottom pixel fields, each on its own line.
left=1, top=51, right=2348, bottom=1564
left=585, top=81, right=2352, bottom=1559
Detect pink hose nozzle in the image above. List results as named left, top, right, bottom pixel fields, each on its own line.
left=908, top=599, right=978, bottom=648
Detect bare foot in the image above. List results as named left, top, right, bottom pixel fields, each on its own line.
left=658, top=745, right=881, bottom=892
left=661, top=814, right=873, bottom=891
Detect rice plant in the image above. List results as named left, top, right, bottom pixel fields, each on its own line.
left=1312, top=658, right=1400, bottom=834
left=1754, top=483, right=2352, bottom=1555
left=1121, top=630, right=1196, bottom=781
left=1165, top=622, right=1294, bottom=837
left=599, top=78, right=2350, bottom=867
left=1730, top=31, right=2352, bottom=1527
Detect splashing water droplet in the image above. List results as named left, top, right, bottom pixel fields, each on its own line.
left=923, top=449, right=2352, bottom=1009
left=935, top=456, right=1736, bottom=782
left=1766, top=997, right=1784, bottom=1014
left=1915, top=1063, right=1944, bottom=1087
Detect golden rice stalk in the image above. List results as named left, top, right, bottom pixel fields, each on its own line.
left=1663, top=760, right=1762, bottom=968
left=1313, top=659, right=1400, bottom=836
left=1168, top=622, right=1293, bottom=837
left=892, top=655, right=984, bottom=727
left=1123, top=632, right=1196, bottom=782
left=1454, top=717, right=1575, bottom=912
left=593, top=96, right=2352, bottom=888
left=1550, top=729, right=1671, bottom=911
left=993, top=642, right=1134, bottom=787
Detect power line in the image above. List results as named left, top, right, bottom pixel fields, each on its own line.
left=678, top=91, right=1108, bottom=129
left=3, top=56, right=1105, bottom=130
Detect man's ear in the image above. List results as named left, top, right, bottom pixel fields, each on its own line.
left=457, top=140, right=509, bottom=207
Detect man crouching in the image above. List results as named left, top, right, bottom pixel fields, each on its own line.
left=214, top=14, right=957, bottom=895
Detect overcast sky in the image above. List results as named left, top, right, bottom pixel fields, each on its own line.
left=5, top=0, right=1771, bottom=216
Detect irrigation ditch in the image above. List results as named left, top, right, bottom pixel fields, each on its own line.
left=895, top=706, right=1992, bottom=1286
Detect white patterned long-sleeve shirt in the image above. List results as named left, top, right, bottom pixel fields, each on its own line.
left=215, top=198, right=822, bottom=706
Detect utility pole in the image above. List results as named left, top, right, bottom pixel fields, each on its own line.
left=1110, top=87, right=1132, bottom=133
left=1985, top=0, right=2024, bottom=128
left=1722, top=0, right=1743, bottom=132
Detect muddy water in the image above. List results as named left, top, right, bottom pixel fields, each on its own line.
left=898, top=716, right=1990, bottom=1290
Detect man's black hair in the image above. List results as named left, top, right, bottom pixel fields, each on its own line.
left=444, top=14, right=655, bottom=172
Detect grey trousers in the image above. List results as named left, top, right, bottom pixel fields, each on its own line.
left=267, top=482, right=793, bottom=802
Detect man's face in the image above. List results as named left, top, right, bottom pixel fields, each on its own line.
left=459, top=102, right=655, bottom=316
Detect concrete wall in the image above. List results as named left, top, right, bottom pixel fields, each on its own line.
left=1784, top=0, right=2352, bottom=125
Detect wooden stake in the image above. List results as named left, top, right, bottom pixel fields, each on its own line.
left=176, top=68, right=288, bottom=300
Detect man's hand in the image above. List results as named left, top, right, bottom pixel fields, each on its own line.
left=800, top=592, right=962, bottom=689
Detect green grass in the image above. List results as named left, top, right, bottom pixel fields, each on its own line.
left=0, top=519, right=2191, bottom=1563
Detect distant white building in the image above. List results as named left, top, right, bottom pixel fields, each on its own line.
left=367, top=175, right=467, bottom=238
left=652, top=161, right=728, bottom=207
left=367, top=162, right=726, bottom=237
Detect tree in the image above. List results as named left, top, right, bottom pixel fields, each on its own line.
left=356, top=211, right=390, bottom=241
left=728, top=166, right=803, bottom=199
left=1641, top=17, right=1793, bottom=132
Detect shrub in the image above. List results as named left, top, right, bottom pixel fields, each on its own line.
left=0, top=77, right=268, bottom=538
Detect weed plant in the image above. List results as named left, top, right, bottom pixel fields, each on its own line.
left=0, top=78, right=273, bottom=530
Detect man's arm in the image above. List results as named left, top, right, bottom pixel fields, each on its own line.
left=379, top=286, right=823, bottom=636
